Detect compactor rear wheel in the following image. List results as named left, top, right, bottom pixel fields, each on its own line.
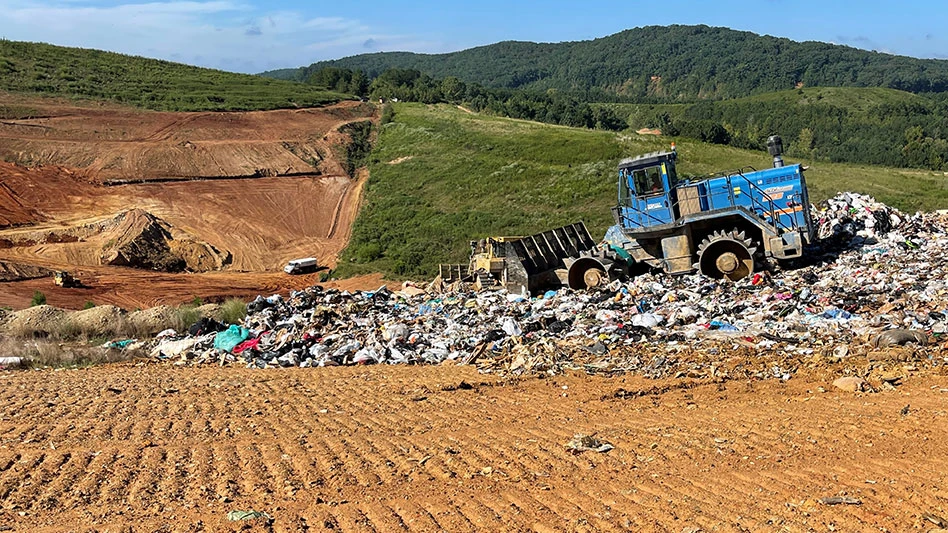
left=696, top=230, right=757, bottom=281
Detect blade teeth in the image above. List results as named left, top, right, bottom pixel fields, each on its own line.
left=697, top=238, right=711, bottom=254
left=747, top=247, right=758, bottom=255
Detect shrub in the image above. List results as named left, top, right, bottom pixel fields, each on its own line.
left=83, top=301, right=96, bottom=309
left=340, top=120, right=374, bottom=177
left=220, top=298, right=247, bottom=325
left=0, top=40, right=347, bottom=112
left=173, top=306, right=202, bottom=333
left=355, top=242, right=383, bottom=262
left=381, top=103, right=395, bottom=125
left=30, top=290, right=46, bottom=307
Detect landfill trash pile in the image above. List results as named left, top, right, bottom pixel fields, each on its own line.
left=146, top=193, right=947, bottom=379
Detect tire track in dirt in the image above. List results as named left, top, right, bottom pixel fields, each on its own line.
left=327, top=170, right=364, bottom=240
left=140, top=113, right=210, bottom=142
left=4, top=365, right=948, bottom=531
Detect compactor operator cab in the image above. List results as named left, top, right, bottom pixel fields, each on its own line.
left=618, top=150, right=679, bottom=227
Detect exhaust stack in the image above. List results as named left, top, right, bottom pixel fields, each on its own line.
left=767, top=135, right=784, bottom=168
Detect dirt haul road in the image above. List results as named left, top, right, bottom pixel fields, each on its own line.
left=0, top=95, right=380, bottom=309
left=1, top=364, right=946, bottom=531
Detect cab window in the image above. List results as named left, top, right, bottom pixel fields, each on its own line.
left=632, top=166, right=663, bottom=197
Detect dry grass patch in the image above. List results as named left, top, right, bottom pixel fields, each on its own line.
left=0, top=338, right=142, bottom=368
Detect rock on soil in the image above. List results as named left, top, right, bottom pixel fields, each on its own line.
left=872, top=328, right=929, bottom=348
left=833, top=376, right=869, bottom=392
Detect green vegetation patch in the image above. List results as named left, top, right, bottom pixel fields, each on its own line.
left=604, top=87, right=948, bottom=172
left=338, top=103, right=948, bottom=281
left=338, top=103, right=663, bottom=278
left=339, top=120, right=375, bottom=178
left=0, top=40, right=349, bottom=111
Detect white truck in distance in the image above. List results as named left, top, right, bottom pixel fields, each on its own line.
left=283, top=257, right=318, bottom=275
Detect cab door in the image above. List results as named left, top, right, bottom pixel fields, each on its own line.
left=629, top=164, right=674, bottom=226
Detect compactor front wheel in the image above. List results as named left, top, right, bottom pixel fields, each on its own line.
left=696, top=230, right=756, bottom=281
left=567, top=257, right=611, bottom=290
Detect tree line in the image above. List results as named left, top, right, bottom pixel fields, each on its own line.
left=629, top=89, right=948, bottom=170
left=312, top=66, right=948, bottom=171
left=308, top=66, right=626, bottom=132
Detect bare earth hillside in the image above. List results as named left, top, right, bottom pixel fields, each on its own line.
left=0, top=95, right=371, bottom=182
left=0, top=95, right=380, bottom=309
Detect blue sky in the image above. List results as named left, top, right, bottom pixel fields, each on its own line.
left=2, top=0, right=947, bottom=73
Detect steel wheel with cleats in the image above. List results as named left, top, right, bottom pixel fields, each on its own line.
left=695, top=229, right=757, bottom=281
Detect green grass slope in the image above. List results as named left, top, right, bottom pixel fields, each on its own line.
left=337, top=103, right=948, bottom=279
left=268, top=25, right=948, bottom=100
left=0, top=40, right=348, bottom=111
left=722, top=86, right=934, bottom=112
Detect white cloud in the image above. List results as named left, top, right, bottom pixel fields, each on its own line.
left=0, top=1, right=439, bottom=72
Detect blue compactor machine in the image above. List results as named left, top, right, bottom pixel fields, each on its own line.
left=442, top=136, right=816, bottom=294
left=573, top=134, right=816, bottom=286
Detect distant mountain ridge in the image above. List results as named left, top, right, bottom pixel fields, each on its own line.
left=263, top=25, right=948, bottom=100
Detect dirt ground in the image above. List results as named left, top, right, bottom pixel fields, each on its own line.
left=0, top=94, right=381, bottom=309
left=0, top=94, right=373, bottom=182
left=1, top=363, right=946, bottom=532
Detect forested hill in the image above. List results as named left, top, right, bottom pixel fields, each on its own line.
left=264, top=25, right=948, bottom=100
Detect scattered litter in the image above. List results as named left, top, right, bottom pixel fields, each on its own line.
left=104, top=339, right=136, bottom=350
left=817, top=496, right=862, bottom=505
left=0, top=357, right=23, bottom=368
left=226, top=510, right=272, bottom=521
left=923, top=513, right=948, bottom=528
left=565, top=434, right=614, bottom=454
left=213, top=324, right=250, bottom=353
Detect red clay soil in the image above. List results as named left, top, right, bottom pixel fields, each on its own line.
left=0, top=94, right=374, bottom=182
left=1, top=363, right=946, bottom=531
left=0, top=94, right=382, bottom=309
